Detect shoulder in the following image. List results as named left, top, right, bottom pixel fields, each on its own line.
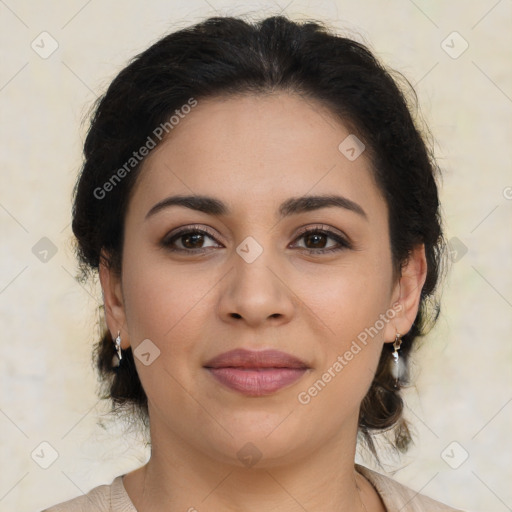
left=41, top=467, right=465, bottom=512
left=41, top=475, right=136, bottom=512
left=356, top=464, right=465, bottom=512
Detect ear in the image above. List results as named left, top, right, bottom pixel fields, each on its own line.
left=99, top=250, right=129, bottom=349
left=383, top=243, right=428, bottom=343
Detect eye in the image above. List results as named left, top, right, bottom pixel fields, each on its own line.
left=160, top=224, right=351, bottom=255
left=161, top=225, right=221, bottom=254
left=291, top=225, right=351, bottom=255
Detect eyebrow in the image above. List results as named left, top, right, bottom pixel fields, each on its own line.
left=145, top=194, right=368, bottom=221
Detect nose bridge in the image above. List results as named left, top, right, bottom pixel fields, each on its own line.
left=219, top=230, right=294, bottom=325
left=233, top=232, right=280, bottom=293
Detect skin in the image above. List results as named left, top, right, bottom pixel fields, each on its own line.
left=100, top=92, right=427, bottom=512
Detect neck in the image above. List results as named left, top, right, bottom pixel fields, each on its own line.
left=123, top=415, right=377, bottom=511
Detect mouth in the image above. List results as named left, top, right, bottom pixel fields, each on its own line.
left=203, top=348, right=310, bottom=396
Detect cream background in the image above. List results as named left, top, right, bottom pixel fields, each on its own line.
left=1, top=1, right=511, bottom=511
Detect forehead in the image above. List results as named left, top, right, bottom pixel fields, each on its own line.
left=128, top=93, right=386, bottom=223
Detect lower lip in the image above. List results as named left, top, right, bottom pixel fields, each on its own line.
left=206, top=367, right=308, bottom=396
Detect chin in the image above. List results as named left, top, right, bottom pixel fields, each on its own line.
left=193, top=413, right=317, bottom=469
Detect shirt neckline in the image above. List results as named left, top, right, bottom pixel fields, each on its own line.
left=113, top=465, right=393, bottom=512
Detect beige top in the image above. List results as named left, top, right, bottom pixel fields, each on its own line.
left=41, top=464, right=464, bottom=511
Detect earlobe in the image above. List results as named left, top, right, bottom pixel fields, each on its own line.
left=98, top=250, right=128, bottom=348
left=385, top=244, right=427, bottom=341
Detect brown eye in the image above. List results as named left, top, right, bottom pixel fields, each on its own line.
left=292, top=227, right=351, bottom=255
left=179, top=232, right=207, bottom=249
left=161, top=227, right=221, bottom=253
left=161, top=224, right=351, bottom=255
left=303, top=232, right=329, bottom=249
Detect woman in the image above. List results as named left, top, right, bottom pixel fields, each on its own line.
left=43, top=14, right=463, bottom=512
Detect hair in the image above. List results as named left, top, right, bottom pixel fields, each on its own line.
left=72, top=14, right=447, bottom=463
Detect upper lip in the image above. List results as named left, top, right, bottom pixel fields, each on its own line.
left=203, top=348, right=309, bottom=369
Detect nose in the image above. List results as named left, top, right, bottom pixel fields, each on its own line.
left=217, top=243, right=295, bottom=329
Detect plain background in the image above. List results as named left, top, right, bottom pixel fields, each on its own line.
left=0, top=1, right=511, bottom=511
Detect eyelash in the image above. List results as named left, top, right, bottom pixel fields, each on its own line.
left=160, top=224, right=351, bottom=255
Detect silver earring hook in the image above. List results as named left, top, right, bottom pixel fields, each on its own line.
left=112, top=331, right=123, bottom=368
left=392, top=332, right=402, bottom=363
left=115, top=331, right=122, bottom=360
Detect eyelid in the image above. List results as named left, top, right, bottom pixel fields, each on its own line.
left=293, top=223, right=348, bottom=241
left=290, top=224, right=352, bottom=252
left=161, top=223, right=352, bottom=253
left=161, top=224, right=221, bottom=246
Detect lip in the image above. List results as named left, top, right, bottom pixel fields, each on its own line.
left=204, top=349, right=310, bottom=396
left=204, top=348, right=309, bottom=369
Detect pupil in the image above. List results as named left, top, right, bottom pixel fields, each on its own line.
left=184, top=233, right=203, bottom=248
left=306, top=233, right=325, bottom=248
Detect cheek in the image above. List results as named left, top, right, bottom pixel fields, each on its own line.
left=119, top=253, right=215, bottom=411
left=296, top=276, right=390, bottom=429
left=120, top=243, right=217, bottom=363
left=304, top=257, right=393, bottom=342
left=302, top=256, right=393, bottom=398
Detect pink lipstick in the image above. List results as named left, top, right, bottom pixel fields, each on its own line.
left=203, top=348, right=309, bottom=396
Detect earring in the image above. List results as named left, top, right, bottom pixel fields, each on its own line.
left=391, top=332, right=404, bottom=388
left=112, top=331, right=122, bottom=368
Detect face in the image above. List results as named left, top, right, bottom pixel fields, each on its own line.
left=101, top=92, right=425, bottom=468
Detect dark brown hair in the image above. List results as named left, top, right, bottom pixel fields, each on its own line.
left=72, top=14, right=447, bottom=462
